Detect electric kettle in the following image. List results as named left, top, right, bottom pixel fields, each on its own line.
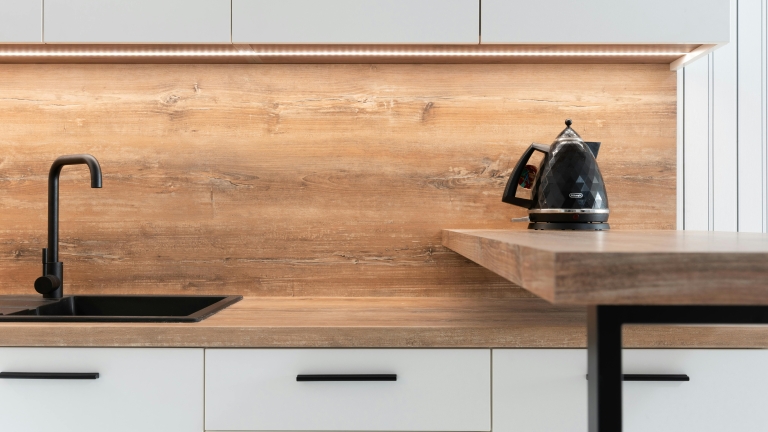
left=502, top=119, right=609, bottom=230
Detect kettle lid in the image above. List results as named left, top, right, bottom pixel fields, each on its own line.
left=555, top=119, right=583, bottom=142
left=553, top=119, right=601, bottom=158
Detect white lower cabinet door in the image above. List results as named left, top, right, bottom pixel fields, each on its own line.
left=205, top=348, right=491, bottom=431
left=493, top=349, right=768, bottom=432
left=0, top=348, right=203, bottom=432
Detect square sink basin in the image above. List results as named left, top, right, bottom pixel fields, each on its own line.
left=0, top=295, right=242, bottom=322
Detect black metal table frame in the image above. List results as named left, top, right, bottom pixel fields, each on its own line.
left=588, top=305, right=768, bottom=432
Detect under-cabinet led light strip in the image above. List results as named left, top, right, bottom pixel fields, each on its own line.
left=0, top=49, right=688, bottom=57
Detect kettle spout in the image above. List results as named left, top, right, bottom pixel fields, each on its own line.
left=585, top=142, right=601, bottom=158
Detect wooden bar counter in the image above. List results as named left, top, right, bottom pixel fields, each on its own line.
left=442, top=229, right=768, bottom=305
left=443, top=229, right=768, bottom=432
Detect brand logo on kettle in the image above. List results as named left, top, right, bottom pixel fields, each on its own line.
left=569, top=193, right=584, bottom=199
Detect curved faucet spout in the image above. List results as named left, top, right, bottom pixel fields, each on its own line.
left=50, top=154, right=102, bottom=189
left=39, top=154, right=102, bottom=298
left=48, top=154, right=102, bottom=262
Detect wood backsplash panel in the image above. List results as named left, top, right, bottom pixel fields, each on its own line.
left=0, top=64, right=675, bottom=297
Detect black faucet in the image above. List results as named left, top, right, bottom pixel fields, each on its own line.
left=34, top=155, right=102, bottom=299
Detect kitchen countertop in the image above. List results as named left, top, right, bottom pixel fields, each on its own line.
left=443, top=229, right=768, bottom=305
left=2, top=296, right=768, bottom=348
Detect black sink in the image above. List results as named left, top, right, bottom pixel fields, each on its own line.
left=0, top=295, right=242, bottom=322
left=5, top=157, right=243, bottom=323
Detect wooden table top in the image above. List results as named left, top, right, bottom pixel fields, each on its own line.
left=2, top=296, right=768, bottom=348
left=443, top=229, right=768, bottom=305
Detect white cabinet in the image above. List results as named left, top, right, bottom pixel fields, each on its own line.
left=481, top=0, right=730, bottom=44
left=205, top=348, right=491, bottom=431
left=493, top=349, right=768, bottom=432
left=5, top=0, right=732, bottom=47
left=0, top=0, right=41, bottom=42
left=0, top=348, right=203, bottom=432
left=232, top=0, right=479, bottom=44
left=43, top=0, right=231, bottom=43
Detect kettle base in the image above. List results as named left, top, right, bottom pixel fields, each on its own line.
left=528, top=222, right=610, bottom=231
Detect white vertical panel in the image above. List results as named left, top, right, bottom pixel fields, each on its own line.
left=677, top=70, right=686, bottom=230
left=764, top=0, right=768, bottom=231
left=684, top=57, right=712, bottom=231
left=713, top=0, right=739, bottom=231
left=709, top=55, right=716, bottom=231
left=738, top=0, right=765, bottom=232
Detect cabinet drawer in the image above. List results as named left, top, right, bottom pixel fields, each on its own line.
left=0, top=348, right=203, bottom=432
left=493, top=349, right=768, bottom=432
left=206, top=349, right=490, bottom=431
left=232, top=0, right=479, bottom=44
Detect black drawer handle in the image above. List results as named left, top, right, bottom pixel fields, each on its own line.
left=297, top=374, right=396, bottom=382
left=0, top=372, right=99, bottom=380
left=586, top=374, right=689, bottom=382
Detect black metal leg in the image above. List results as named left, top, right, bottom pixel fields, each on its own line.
left=588, top=306, right=623, bottom=432
left=586, top=305, right=768, bottom=432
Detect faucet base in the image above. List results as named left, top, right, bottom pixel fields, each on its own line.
left=42, top=262, right=63, bottom=299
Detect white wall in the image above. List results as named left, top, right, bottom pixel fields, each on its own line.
left=680, top=0, right=767, bottom=232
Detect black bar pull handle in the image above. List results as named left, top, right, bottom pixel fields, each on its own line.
left=297, top=374, right=396, bottom=382
left=586, top=374, right=689, bottom=382
left=0, top=372, right=99, bottom=380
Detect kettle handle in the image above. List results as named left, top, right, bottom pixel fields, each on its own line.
left=502, top=143, right=550, bottom=208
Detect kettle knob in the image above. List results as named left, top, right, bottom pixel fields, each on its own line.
left=565, top=119, right=572, bottom=127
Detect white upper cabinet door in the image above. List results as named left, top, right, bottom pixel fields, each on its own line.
left=0, top=0, right=41, bottom=42
left=232, top=0, right=480, bottom=44
left=44, top=0, right=231, bottom=43
left=481, top=0, right=729, bottom=44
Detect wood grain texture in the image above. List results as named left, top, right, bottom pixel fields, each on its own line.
left=0, top=297, right=764, bottom=348
left=0, top=64, right=676, bottom=297
left=443, top=229, right=768, bottom=305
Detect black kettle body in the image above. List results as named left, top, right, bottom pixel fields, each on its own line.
left=502, top=119, right=609, bottom=230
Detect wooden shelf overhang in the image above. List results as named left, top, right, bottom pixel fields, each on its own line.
left=442, top=229, right=768, bottom=306
left=0, top=43, right=706, bottom=69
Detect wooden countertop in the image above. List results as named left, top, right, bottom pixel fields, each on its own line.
left=2, top=296, right=768, bottom=348
left=443, top=229, right=768, bottom=305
